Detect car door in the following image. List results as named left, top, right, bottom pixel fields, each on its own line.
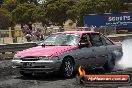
left=76, top=33, right=95, bottom=68
left=90, top=33, right=107, bottom=67
left=100, top=34, right=123, bottom=61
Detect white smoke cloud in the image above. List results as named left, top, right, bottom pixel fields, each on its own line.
left=116, top=39, right=132, bottom=70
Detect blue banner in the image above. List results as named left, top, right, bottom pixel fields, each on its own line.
left=84, top=13, right=132, bottom=29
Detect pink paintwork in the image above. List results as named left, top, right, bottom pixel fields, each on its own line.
left=113, top=42, right=122, bottom=45
left=16, top=46, right=77, bottom=56
left=15, top=31, right=99, bottom=57
left=56, top=31, right=97, bottom=34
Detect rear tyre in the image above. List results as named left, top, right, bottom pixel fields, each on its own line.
left=103, top=58, right=115, bottom=72
left=20, top=71, right=32, bottom=77
left=60, top=57, right=74, bottom=77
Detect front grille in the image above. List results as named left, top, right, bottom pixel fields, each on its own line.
left=22, top=56, right=39, bottom=61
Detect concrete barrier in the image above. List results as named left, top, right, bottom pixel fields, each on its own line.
left=0, top=42, right=37, bottom=53
left=0, top=42, right=37, bottom=60
left=17, top=37, right=27, bottom=43
left=0, top=37, right=27, bottom=44
left=0, top=38, right=3, bottom=44
left=3, top=37, right=13, bottom=44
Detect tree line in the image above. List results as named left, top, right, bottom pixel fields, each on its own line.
left=0, top=0, right=132, bottom=30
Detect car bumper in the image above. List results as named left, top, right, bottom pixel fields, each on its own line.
left=12, top=60, right=62, bottom=73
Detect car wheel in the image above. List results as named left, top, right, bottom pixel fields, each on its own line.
left=103, top=58, right=115, bottom=72
left=20, top=71, right=32, bottom=77
left=60, top=57, right=74, bottom=77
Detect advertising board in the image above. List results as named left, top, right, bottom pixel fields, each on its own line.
left=84, top=13, right=132, bottom=30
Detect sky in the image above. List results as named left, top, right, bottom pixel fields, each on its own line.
left=38, top=0, right=45, bottom=4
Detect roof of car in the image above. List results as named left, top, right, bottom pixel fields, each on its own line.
left=56, top=31, right=99, bottom=34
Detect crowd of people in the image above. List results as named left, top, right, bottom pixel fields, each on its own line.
left=21, top=24, right=100, bottom=42
left=22, top=24, right=45, bottom=42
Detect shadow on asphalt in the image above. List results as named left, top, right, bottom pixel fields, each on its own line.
left=11, top=68, right=132, bottom=88
left=14, top=68, right=107, bottom=81
left=85, top=68, right=106, bottom=74
left=14, top=67, right=132, bottom=81
left=14, top=73, right=74, bottom=81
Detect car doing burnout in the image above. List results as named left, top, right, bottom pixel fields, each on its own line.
left=12, top=31, right=123, bottom=77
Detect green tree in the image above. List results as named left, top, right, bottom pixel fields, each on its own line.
left=3, top=0, right=18, bottom=12
left=0, top=0, right=4, bottom=4
left=107, top=0, right=127, bottom=13
left=74, top=0, right=128, bottom=26
left=74, top=0, right=96, bottom=26
left=0, top=9, right=12, bottom=30
left=17, top=0, right=41, bottom=5
left=43, top=0, right=76, bottom=26
left=33, top=6, right=50, bottom=26
left=1, top=0, right=130, bottom=28
left=11, top=3, right=38, bottom=24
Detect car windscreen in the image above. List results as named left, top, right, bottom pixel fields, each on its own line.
left=43, top=33, right=80, bottom=46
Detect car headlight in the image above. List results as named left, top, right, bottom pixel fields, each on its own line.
left=39, top=56, right=59, bottom=61
left=13, top=56, right=22, bottom=60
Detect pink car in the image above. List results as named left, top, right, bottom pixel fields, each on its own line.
left=12, top=31, right=123, bottom=77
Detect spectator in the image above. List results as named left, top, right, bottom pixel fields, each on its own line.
left=23, top=25, right=31, bottom=35
left=22, top=25, right=32, bottom=42
left=36, top=28, right=43, bottom=41
left=90, top=25, right=95, bottom=31
left=32, top=24, right=37, bottom=41
left=48, top=30, right=52, bottom=36
left=28, top=22, right=32, bottom=31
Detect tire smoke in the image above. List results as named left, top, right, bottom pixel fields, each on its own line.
left=116, top=39, right=132, bottom=70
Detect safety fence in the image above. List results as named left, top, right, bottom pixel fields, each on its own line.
left=0, top=42, right=37, bottom=60
left=108, top=34, right=132, bottom=42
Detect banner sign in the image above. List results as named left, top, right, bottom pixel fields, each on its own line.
left=76, top=66, right=130, bottom=84
left=84, top=13, right=132, bottom=29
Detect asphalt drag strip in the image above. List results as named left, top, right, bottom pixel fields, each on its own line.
left=0, top=39, right=132, bottom=88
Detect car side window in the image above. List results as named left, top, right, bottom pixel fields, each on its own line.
left=80, top=34, right=88, bottom=43
left=90, top=33, right=103, bottom=46
left=80, top=34, right=92, bottom=47
left=101, top=35, right=113, bottom=45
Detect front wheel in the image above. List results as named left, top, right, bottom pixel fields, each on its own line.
left=60, top=57, right=74, bottom=77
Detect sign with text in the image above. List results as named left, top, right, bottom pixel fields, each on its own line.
left=76, top=66, right=130, bottom=84
left=84, top=13, right=132, bottom=29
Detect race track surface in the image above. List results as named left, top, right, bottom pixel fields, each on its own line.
left=1, top=39, right=132, bottom=88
